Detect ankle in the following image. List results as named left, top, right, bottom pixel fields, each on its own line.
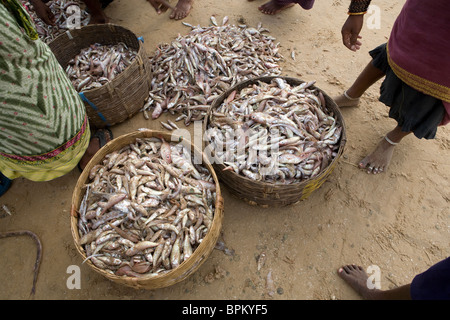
left=384, top=135, right=399, bottom=146
left=344, top=90, right=360, bottom=100
left=334, top=91, right=360, bottom=107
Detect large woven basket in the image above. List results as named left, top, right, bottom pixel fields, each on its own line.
left=70, top=130, right=224, bottom=289
left=49, top=24, right=152, bottom=129
left=205, top=76, right=347, bottom=207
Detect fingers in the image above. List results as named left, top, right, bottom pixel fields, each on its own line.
left=350, top=35, right=362, bottom=51
left=342, top=32, right=362, bottom=51
left=342, top=34, right=361, bottom=51
left=341, top=15, right=364, bottom=51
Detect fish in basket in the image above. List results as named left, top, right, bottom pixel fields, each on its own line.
left=204, top=76, right=347, bottom=207
left=71, top=130, right=224, bottom=289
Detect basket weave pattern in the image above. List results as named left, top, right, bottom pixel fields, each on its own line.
left=70, top=130, right=224, bottom=289
left=49, top=24, right=152, bottom=128
left=205, top=76, right=347, bottom=207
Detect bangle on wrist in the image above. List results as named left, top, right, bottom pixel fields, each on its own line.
left=347, top=11, right=367, bottom=15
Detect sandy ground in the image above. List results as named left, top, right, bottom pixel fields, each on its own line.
left=1, top=0, right=449, bottom=301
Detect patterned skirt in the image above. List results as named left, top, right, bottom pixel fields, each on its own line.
left=0, top=1, right=89, bottom=181
left=370, top=44, right=445, bottom=139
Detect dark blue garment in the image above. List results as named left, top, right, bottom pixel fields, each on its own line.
left=369, top=43, right=445, bottom=139
left=0, top=172, right=11, bottom=197
left=410, top=257, right=450, bottom=300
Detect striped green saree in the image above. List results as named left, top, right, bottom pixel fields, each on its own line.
left=0, top=0, right=90, bottom=181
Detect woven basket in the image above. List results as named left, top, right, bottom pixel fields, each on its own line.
left=205, top=76, right=347, bottom=207
left=49, top=24, right=152, bottom=129
left=70, top=130, right=224, bottom=289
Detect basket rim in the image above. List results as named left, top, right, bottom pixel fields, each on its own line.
left=50, top=24, right=147, bottom=95
left=70, top=129, right=223, bottom=286
left=49, top=23, right=152, bottom=128
left=48, top=23, right=140, bottom=52
left=205, top=75, right=347, bottom=187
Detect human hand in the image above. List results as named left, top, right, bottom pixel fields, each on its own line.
left=29, top=0, right=55, bottom=25
left=341, top=15, right=364, bottom=51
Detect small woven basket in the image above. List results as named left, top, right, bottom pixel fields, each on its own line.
left=49, top=24, right=152, bottom=128
left=205, top=76, right=347, bottom=207
left=70, top=130, right=224, bottom=289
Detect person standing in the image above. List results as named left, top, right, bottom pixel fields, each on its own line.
left=334, top=0, right=450, bottom=174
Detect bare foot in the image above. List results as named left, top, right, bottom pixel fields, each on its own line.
left=258, top=0, right=295, bottom=15
left=78, top=128, right=112, bottom=171
left=358, top=136, right=396, bottom=174
left=170, top=0, right=193, bottom=20
left=338, top=265, right=382, bottom=299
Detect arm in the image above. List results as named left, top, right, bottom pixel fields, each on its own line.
left=81, top=0, right=108, bottom=24
left=341, top=0, right=372, bottom=51
left=28, top=0, right=55, bottom=25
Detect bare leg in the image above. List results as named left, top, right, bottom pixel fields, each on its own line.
left=258, top=0, right=295, bottom=15
left=334, top=61, right=385, bottom=107
left=347, top=61, right=385, bottom=98
left=147, top=0, right=172, bottom=14
left=338, top=265, right=411, bottom=300
left=359, top=126, right=410, bottom=174
left=78, top=129, right=112, bottom=171
left=169, top=0, right=193, bottom=20
left=82, top=0, right=109, bottom=24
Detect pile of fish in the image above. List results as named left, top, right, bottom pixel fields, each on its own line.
left=77, top=136, right=217, bottom=277
left=66, top=42, right=138, bottom=92
left=142, top=16, right=283, bottom=125
left=205, top=77, right=342, bottom=184
left=21, top=0, right=90, bottom=44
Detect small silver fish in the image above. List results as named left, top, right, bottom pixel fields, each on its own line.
left=78, top=136, right=217, bottom=276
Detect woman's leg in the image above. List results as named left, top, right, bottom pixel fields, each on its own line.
left=78, top=128, right=113, bottom=171
left=334, top=61, right=385, bottom=107
left=359, top=125, right=411, bottom=174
